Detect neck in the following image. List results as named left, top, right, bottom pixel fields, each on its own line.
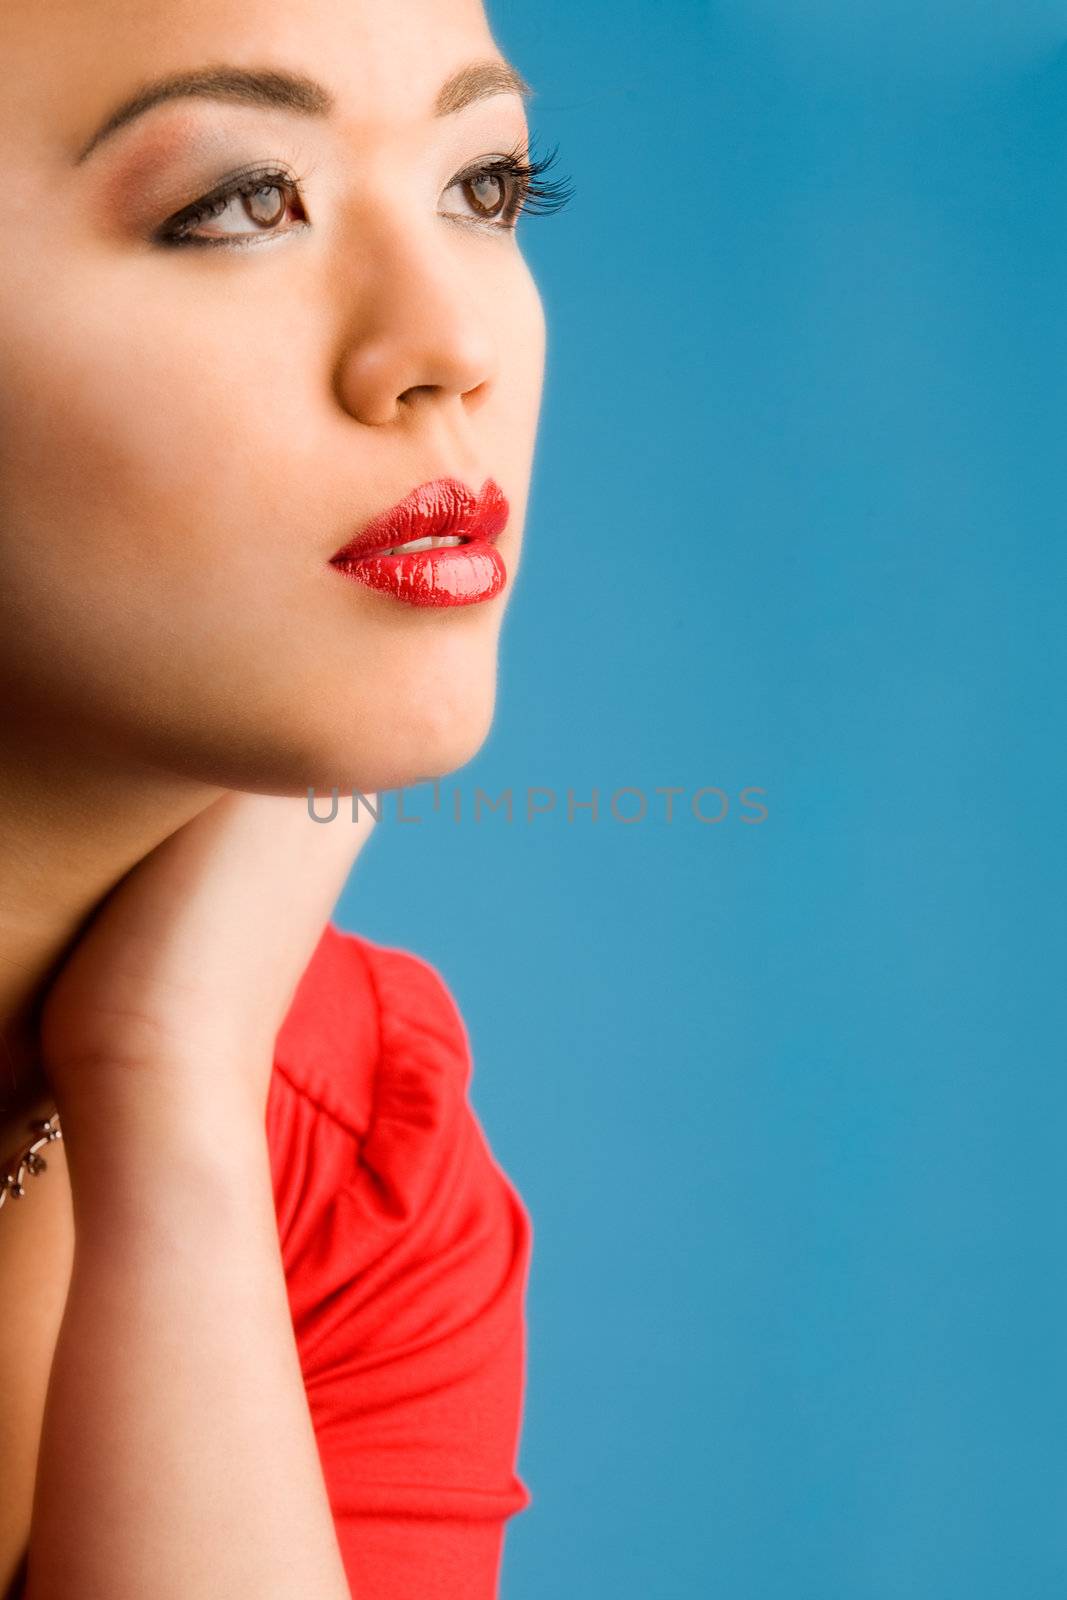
left=0, top=731, right=224, bottom=1122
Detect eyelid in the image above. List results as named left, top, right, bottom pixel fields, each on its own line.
left=163, top=159, right=307, bottom=220
left=152, top=159, right=314, bottom=248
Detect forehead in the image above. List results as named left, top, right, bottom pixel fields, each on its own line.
left=2, top=0, right=501, bottom=149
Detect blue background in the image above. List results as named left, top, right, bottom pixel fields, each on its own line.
left=337, top=4, right=1067, bottom=1596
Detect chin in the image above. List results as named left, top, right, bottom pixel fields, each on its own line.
left=223, top=671, right=500, bottom=800
left=334, top=718, right=495, bottom=797
left=104, top=613, right=502, bottom=799
left=352, top=687, right=498, bottom=795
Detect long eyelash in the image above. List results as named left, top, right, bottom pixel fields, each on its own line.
left=465, top=138, right=576, bottom=222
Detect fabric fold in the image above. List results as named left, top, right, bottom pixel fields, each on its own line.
left=264, top=921, right=533, bottom=1599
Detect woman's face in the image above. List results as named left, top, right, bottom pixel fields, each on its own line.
left=0, top=0, right=546, bottom=795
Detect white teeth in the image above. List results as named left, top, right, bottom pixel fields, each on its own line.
left=382, top=534, right=467, bottom=556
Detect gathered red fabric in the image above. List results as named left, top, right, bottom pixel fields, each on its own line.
left=265, top=921, right=533, bottom=1599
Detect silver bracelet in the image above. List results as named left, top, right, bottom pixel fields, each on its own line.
left=0, top=1113, right=63, bottom=1211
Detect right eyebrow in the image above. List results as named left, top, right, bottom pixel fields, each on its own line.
left=75, top=59, right=534, bottom=164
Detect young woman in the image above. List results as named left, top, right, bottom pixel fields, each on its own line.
left=0, top=1, right=571, bottom=1595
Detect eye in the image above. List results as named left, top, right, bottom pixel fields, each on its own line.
left=442, top=144, right=575, bottom=232
left=155, top=167, right=308, bottom=249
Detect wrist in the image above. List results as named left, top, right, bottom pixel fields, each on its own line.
left=48, top=1045, right=272, bottom=1132
left=55, top=1069, right=274, bottom=1227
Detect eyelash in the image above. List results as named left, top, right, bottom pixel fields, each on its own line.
left=154, top=139, right=574, bottom=249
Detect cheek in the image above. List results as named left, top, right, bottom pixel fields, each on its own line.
left=0, top=277, right=317, bottom=581
left=0, top=273, right=330, bottom=752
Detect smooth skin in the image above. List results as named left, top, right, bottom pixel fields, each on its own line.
left=0, top=0, right=547, bottom=1594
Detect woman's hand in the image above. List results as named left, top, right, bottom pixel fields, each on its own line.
left=27, top=792, right=375, bottom=1600
left=38, top=790, right=376, bottom=1131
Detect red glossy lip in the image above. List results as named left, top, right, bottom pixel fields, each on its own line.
left=328, top=477, right=509, bottom=565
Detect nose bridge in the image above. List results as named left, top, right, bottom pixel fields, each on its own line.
left=332, top=209, right=498, bottom=425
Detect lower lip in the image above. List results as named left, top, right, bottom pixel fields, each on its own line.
left=329, top=539, right=507, bottom=607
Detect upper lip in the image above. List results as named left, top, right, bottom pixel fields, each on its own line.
left=329, top=477, right=510, bottom=564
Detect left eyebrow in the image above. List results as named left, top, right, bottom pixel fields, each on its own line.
left=74, top=59, right=534, bottom=164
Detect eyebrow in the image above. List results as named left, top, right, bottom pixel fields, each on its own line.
left=75, top=59, right=534, bottom=163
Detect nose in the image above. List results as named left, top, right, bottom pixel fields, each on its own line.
left=333, top=225, right=499, bottom=427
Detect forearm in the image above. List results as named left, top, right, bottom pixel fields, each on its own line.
left=24, top=1089, right=351, bottom=1600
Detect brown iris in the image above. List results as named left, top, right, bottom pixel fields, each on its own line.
left=243, top=184, right=288, bottom=227
left=462, top=172, right=506, bottom=220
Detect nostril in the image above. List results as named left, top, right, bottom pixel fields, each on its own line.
left=398, top=384, right=439, bottom=406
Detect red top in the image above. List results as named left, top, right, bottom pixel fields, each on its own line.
left=266, top=921, right=533, bottom=1599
